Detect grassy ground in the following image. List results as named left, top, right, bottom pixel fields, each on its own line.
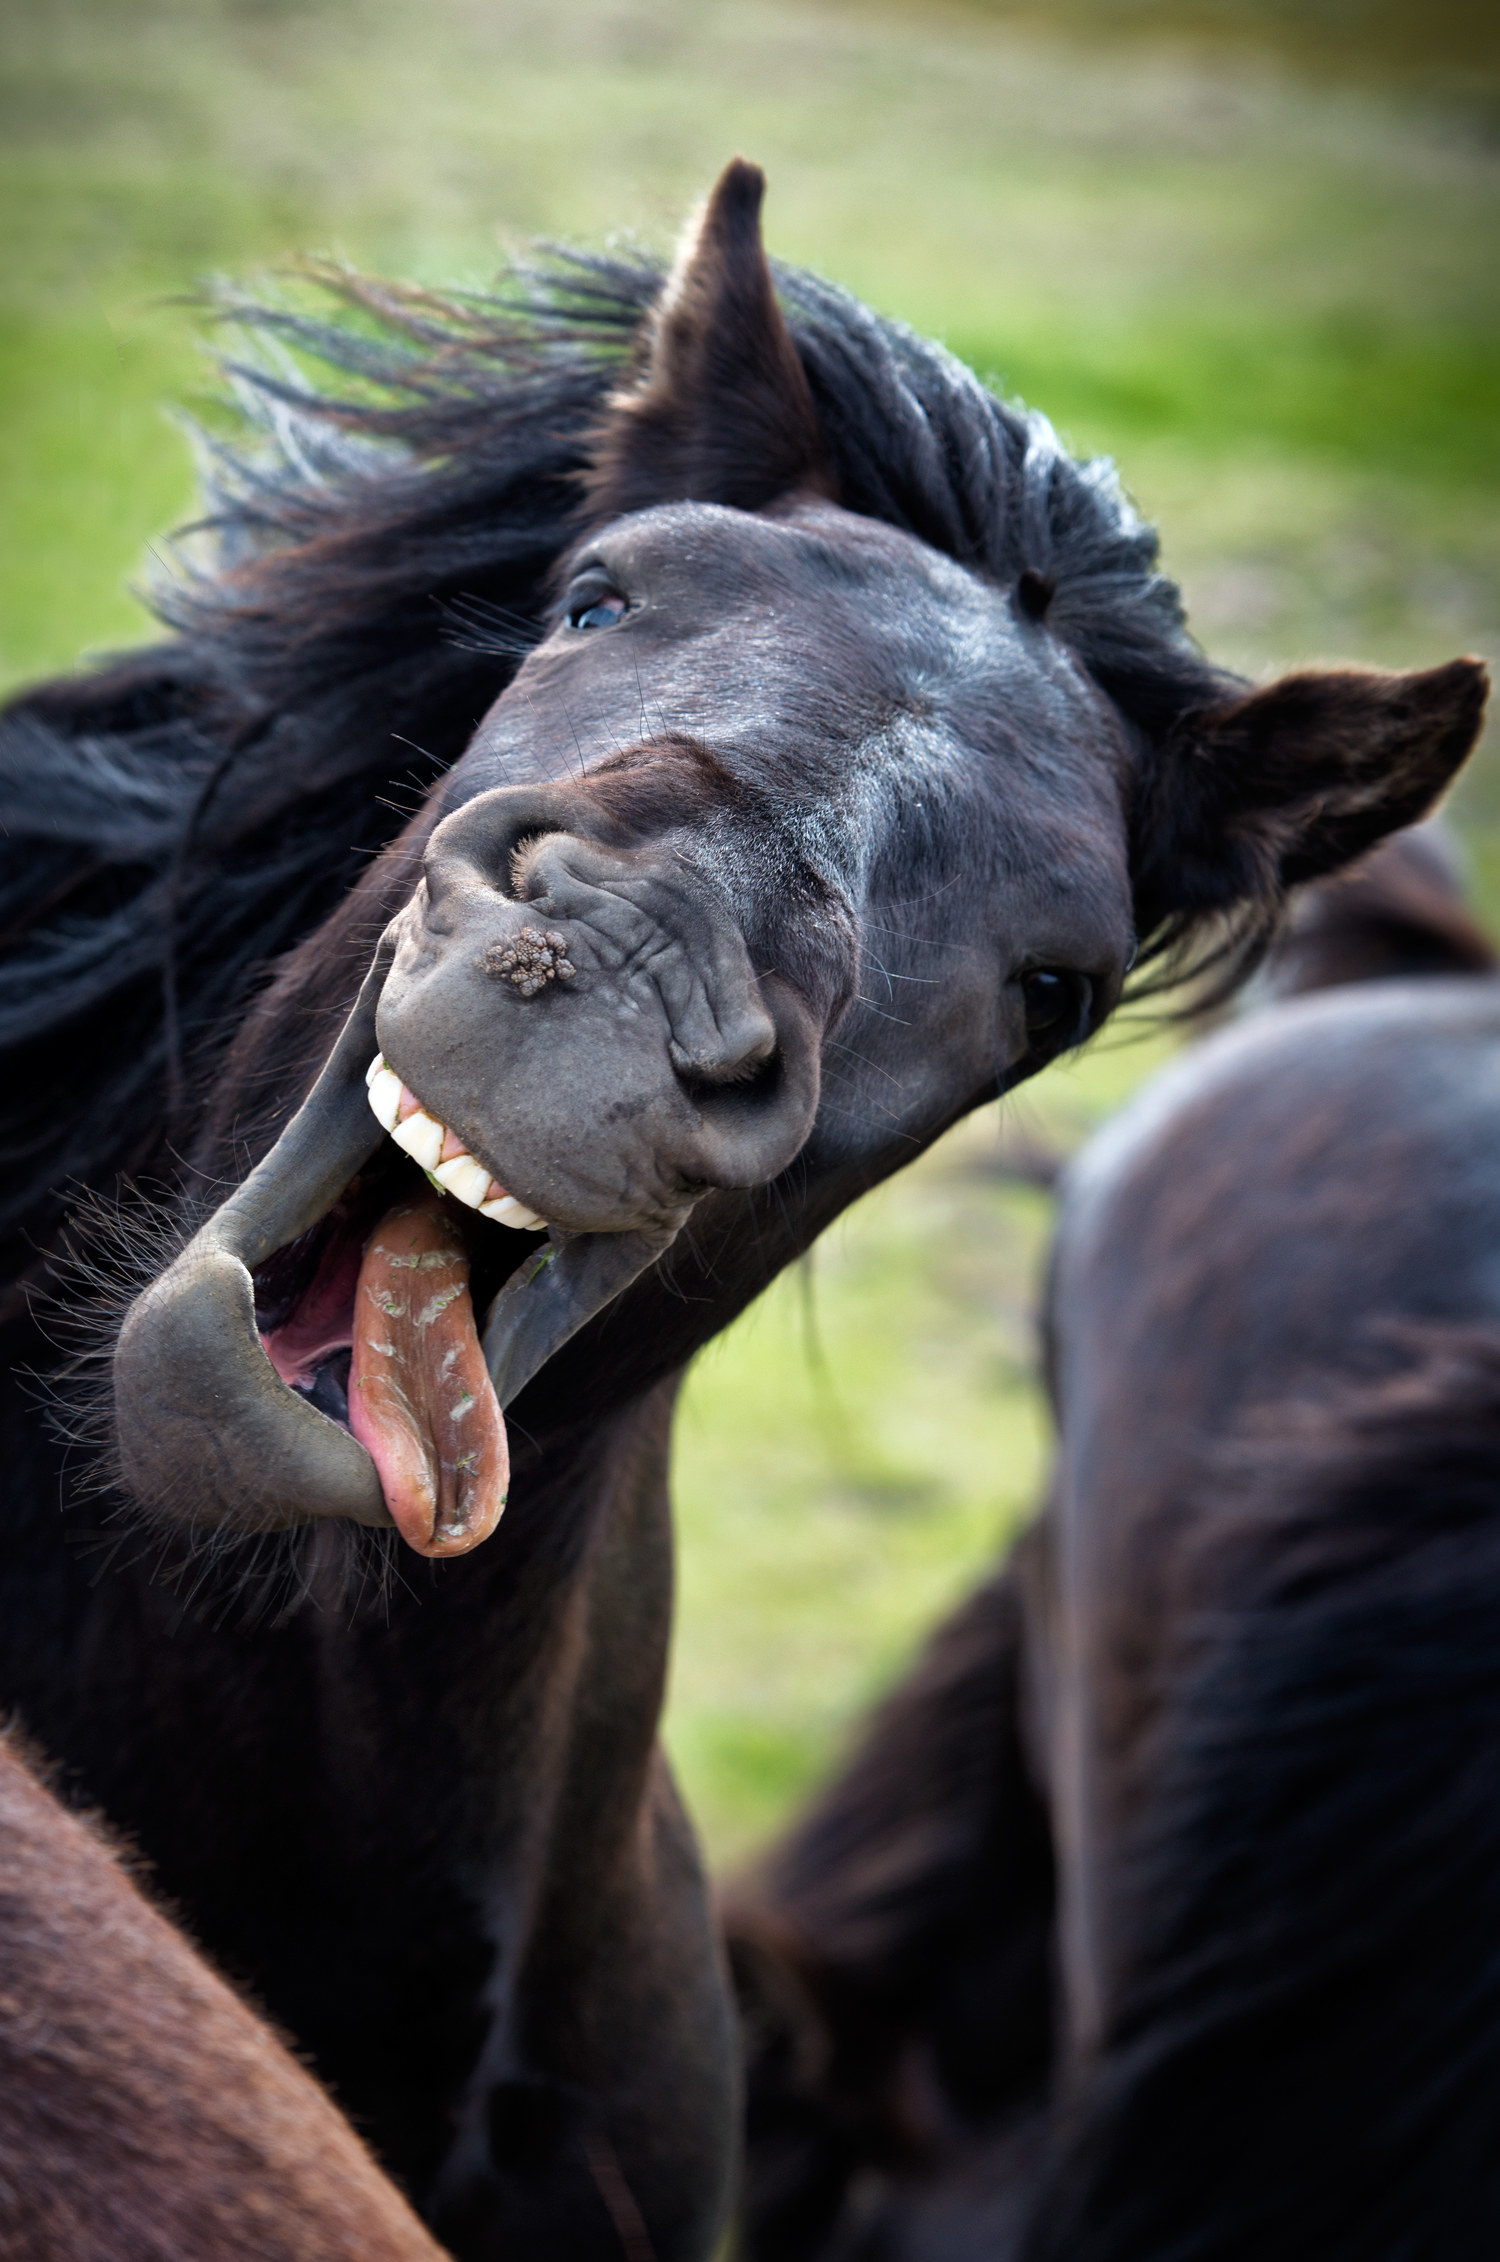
left=3, top=0, right=1496, bottom=1863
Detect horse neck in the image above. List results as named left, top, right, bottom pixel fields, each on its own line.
left=305, top=1376, right=687, bottom=1879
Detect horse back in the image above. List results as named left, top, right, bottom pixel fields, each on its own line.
left=1042, top=971, right=1500, bottom=2051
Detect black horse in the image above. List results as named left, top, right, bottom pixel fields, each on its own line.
left=728, top=830, right=1500, bottom=2260
left=0, top=162, right=1484, bottom=2257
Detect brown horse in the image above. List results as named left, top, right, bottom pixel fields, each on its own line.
left=0, top=1728, right=447, bottom=2262
left=729, top=827, right=1500, bottom=2259
left=0, top=161, right=1485, bottom=2257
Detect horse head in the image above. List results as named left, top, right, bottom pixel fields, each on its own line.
left=109, top=160, right=1488, bottom=1557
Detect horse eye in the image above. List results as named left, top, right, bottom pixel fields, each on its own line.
left=1020, top=969, right=1085, bottom=1042
left=567, top=590, right=628, bottom=632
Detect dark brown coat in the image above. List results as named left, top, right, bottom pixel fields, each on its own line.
left=0, top=1730, right=447, bottom=2262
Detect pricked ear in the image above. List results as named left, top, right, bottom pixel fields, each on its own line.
left=585, top=158, right=837, bottom=519
left=1131, top=657, right=1489, bottom=944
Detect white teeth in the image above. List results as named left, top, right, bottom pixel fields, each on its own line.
left=369, top=1061, right=549, bottom=1230
left=434, top=1154, right=494, bottom=1209
left=480, top=1194, right=546, bottom=1231
left=390, top=1109, right=445, bottom=1172
left=367, top=1066, right=404, bottom=1134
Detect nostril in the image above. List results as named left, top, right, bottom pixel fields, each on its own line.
left=427, top=785, right=588, bottom=909
left=668, top=1009, right=777, bottom=1087
left=669, top=973, right=820, bottom=1190
left=676, top=1045, right=784, bottom=1111
left=507, top=829, right=562, bottom=899
left=430, top=822, right=562, bottom=906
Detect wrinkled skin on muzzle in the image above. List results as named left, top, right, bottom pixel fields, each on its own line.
left=381, top=782, right=822, bottom=1233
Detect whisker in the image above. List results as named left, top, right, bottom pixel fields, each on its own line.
left=437, top=593, right=544, bottom=661
left=852, top=997, right=915, bottom=1026
left=823, top=1037, right=905, bottom=1089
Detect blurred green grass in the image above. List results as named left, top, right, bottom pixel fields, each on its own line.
left=2, top=0, right=1496, bottom=1864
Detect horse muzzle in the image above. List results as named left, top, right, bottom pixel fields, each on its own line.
left=111, top=791, right=821, bottom=1557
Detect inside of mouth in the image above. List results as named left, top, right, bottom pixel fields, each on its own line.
left=251, top=1146, right=545, bottom=1554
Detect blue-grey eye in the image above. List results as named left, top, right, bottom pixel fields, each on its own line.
left=1021, top=969, right=1085, bottom=1040
left=568, top=591, right=627, bottom=631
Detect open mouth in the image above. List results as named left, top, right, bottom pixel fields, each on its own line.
left=112, top=952, right=692, bottom=1556
left=251, top=1057, right=550, bottom=1558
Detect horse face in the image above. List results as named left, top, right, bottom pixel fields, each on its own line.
left=389, top=495, right=1132, bottom=1237
left=108, top=161, right=1486, bottom=1556
left=112, top=492, right=1130, bottom=1558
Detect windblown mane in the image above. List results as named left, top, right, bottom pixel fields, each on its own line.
left=0, top=248, right=1228, bottom=1281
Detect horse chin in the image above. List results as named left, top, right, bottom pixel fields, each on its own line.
left=111, top=949, right=687, bottom=1556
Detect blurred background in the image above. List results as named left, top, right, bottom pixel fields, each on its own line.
left=2, top=0, right=1496, bottom=1864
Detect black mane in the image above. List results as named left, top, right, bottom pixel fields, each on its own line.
left=0, top=248, right=1227, bottom=1277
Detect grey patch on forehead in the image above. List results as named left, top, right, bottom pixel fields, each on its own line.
left=562, top=500, right=1036, bottom=723
left=581, top=493, right=995, bottom=597
left=460, top=511, right=1106, bottom=830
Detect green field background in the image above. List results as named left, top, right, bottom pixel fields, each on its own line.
left=3, top=0, right=1497, bottom=1865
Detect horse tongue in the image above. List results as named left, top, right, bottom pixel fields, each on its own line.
left=347, top=1187, right=509, bottom=1557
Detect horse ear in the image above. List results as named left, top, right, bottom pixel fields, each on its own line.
left=1131, top=658, right=1489, bottom=942
left=585, top=158, right=837, bottom=519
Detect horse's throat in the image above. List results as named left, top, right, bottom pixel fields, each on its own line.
left=348, top=1188, right=509, bottom=1557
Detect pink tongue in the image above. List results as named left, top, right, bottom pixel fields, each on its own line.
left=348, top=1188, right=509, bottom=1557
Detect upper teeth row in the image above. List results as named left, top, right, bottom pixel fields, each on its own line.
left=365, top=1056, right=548, bottom=1232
